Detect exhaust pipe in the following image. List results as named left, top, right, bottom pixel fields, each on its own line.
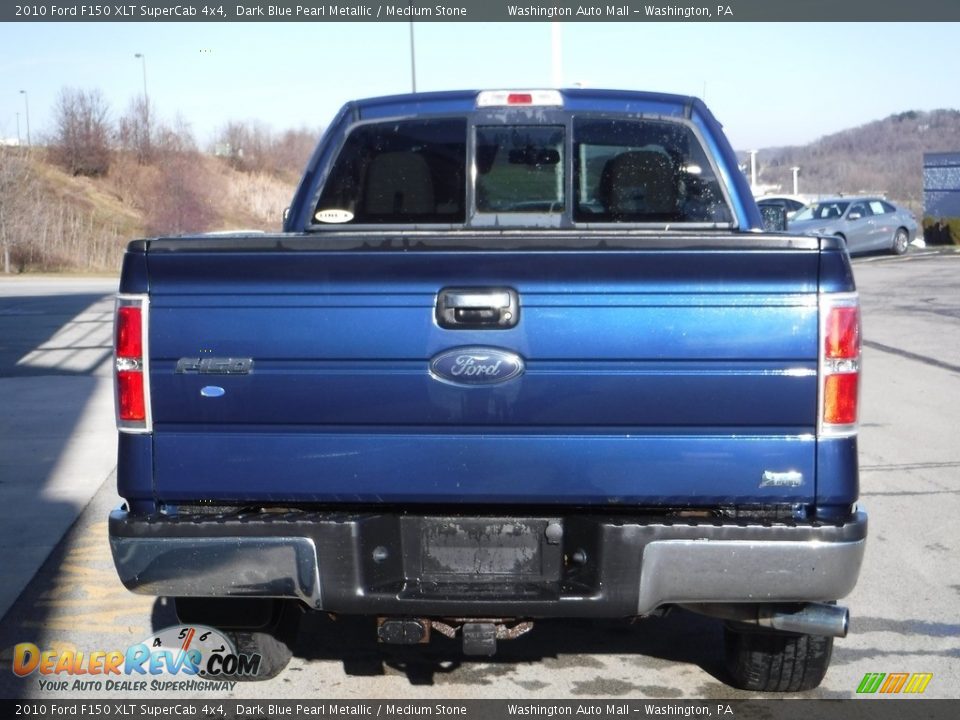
left=681, top=602, right=849, bottom=638
left=758, top=603, right=849, bottom=637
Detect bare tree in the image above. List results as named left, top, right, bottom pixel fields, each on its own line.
left=50, top=87, right=112, bottom=176
left=214, top=121, right=262, bottom=172
left=0, top=148, right=37, bottom=273
left=213, top=121, right=321, bottom=180
left=270, top=127, right=320, bottom=180
left=144, top=119, right=216, bottom=236
left=117, top=96, right=154, bottom=164
left=154, top=114, right=198, bottom=155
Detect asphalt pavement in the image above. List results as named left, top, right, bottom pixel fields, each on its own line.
left=0, top=277, right=119, bottom=621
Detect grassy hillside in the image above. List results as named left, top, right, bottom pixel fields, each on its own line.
left=0, top=147, right=296, bottom=274
left=749, top=109, right=960, bottom=213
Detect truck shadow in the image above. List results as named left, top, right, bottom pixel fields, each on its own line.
left=0, top=286, right=118, bottom=701
left=288, top=610, right=728, bottom=687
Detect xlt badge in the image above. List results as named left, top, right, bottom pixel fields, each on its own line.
left=430, top=347, right=524, bottom=386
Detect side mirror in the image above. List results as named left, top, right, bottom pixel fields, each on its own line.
left=847, top=212, right=862, bottom=221
left=759, top=205, right=788, bottom=232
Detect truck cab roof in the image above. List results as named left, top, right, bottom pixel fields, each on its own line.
left=286, top=88, right=758, bottom=232
left=349, top=88, right=707, bottom=121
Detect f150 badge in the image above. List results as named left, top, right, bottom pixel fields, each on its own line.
left=430, top=347, right=524, bottom=386
left=176, top=358, right=253, bottom=374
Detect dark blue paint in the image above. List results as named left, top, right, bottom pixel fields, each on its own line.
left=816, top=436, right=860, bottom=506
left=140, top=245, right=826, bottom=503
left=116, top=433, right=154, bottom=512
left=118, top=248, right=148, bottom=294
left=150, top=361, right=816, bottom=427
left=153, top=431, right=817, bottom=505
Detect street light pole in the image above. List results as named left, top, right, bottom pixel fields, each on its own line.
left=19, top=90, right=30, bottom=147
left=16, top=112, right=20, bottom=146
left=551, top=21, right=562, bottom=87
left=134, top=52, right=148, bottom=103
left=408, top=22, right=417, bottom=93
left=133, top=53, right=151, bottom=160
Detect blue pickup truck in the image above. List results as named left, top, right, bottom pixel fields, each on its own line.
left=109, top=89, right=866, bottom=691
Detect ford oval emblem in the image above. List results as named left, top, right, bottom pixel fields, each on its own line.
left=430, top=347, right=525, bottom=386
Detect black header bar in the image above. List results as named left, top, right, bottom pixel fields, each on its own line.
left=5, top=0, right=960, bottom=22
left=3, top=700, right=960, bottom=720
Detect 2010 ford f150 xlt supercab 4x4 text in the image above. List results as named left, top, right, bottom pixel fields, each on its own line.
left=109, top=89, right=866, bottom=691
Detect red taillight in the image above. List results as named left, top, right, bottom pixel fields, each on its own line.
left=823, top=374, right=858, bottom=425
left=820, top=296, right=860, bottom=434
left=115, top=296, right=150, bottom=431
left=825, top=306, right=859, bottom=359
left=118, top=371, right=146, bottom=421
left=116, top=306, right=142, bottom=358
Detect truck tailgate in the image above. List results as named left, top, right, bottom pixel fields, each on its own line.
left=145, top=238, right=820, bottom=506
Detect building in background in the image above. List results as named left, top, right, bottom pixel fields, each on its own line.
left=923, top=152, right=960, bottom=245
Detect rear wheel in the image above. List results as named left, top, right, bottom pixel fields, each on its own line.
left=223, top=619, right=297, bottom=681
left=892, top=228, right=910, bottom=255
left=724, top=624, right=834, bottom=692
left=174, top=598, right=302, bottom=681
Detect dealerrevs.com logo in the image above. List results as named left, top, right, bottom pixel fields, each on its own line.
left=11, top=625, right=261, bottom=691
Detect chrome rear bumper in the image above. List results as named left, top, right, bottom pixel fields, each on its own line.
left=109, top=508, right=866, bottom=617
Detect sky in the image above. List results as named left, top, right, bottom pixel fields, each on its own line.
left=0, top=21, right=958, bottom=151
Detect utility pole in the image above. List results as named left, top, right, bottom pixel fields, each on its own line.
left=791, top=166, right=800, bottom=195
left=749, top=149, right=758, bottom=191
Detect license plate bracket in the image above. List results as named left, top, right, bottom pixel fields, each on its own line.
left=408, top=518, right=562, bottom=583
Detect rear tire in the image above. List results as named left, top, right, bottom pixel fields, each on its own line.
left=222, top=620, right=297, bottom=681
left=892, top=228, right=910, bottom=255
left=724, top=624, right=834, bottom=692
left=174, top=598, right=301, bottom=681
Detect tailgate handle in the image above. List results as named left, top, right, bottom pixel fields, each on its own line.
left=437, top=288, right=519, bottom=329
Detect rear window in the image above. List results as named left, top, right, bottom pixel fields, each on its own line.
left=573, top=118, right=731, bottom=223
left=313, top=115, right=731, bottom=226
left=475, top=126, right=564, bottom=213
left=314, top=118, right=466, bottom=224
